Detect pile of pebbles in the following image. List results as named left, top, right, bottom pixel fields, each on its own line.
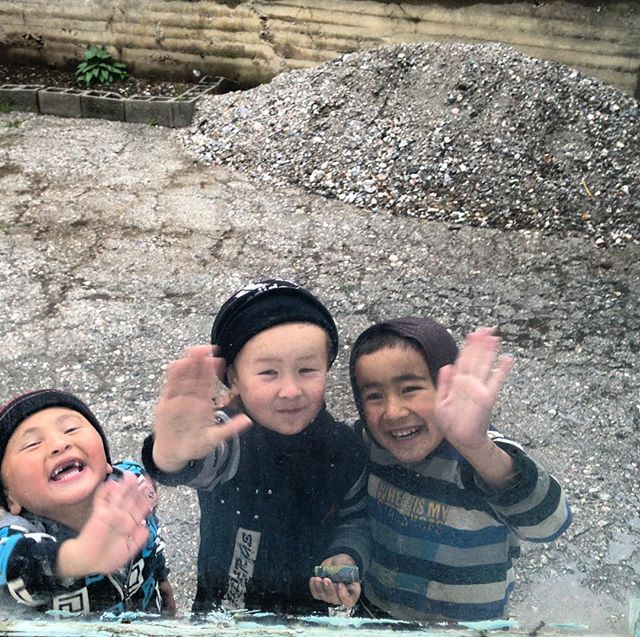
left=182, top=42, right=638, bottom=246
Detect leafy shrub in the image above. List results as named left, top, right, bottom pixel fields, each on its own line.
left=75, top=46, right=128, bottom=86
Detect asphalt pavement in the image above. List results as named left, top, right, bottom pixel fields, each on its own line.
left=1, top=111, right=638, bottom=632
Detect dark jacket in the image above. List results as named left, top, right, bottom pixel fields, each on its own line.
left=142, top=408, right=369, bottom=614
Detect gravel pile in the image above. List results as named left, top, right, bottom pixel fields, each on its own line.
left=182, top=42, right=639, bottom=246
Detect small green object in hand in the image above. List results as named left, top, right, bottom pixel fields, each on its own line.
left=314, top=565, right=360, bottom=583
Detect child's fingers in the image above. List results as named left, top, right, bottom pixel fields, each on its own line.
left=205, top=413, right=253, bottom=447
left=124, top=477, right=154, bottom=526
left=98, top=471, right=153, bottom=526
left=137, top=474, right=159, bottom=508
left=455, top=330, right=486, bottom=375
left=458, top=329, right=501, bottom=380
left=309, top=577, right=341, bottom=605
left=337, top=582, right=361, bottom=608
left=309, top=577, right=325, bottom=601
left=436, top=364, right=453, bottom=403
left=184, top=344, right=217, bottom=359
left=126, top=523, right=151, bottom=555
left=487, top=355, right=514, bottom=400
left=211, top=355, right=227, bottom=384
left=309, top=577, right=328, bottom=602
left=187, top=344, right=227, bottom=383
left=476, top=338, right=501, bottom=381
left=160, top=348, right=218, bottom=399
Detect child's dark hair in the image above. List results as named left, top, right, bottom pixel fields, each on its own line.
left=349, top=317, right=459, bottom=421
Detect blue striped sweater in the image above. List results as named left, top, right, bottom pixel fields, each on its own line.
left=363, top=428, right=572, bottom=621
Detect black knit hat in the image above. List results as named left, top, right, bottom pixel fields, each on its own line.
left=211, top=279, right=339, bottom=375
left=349, top=317, right=459, bottom=421
left=0, top=389, right=111, bottom=510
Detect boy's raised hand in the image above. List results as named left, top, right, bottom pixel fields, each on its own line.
left=56, top=470, right=153, bottom=578
left=434, top=328, right=517, bottom=490
left=309, top=554, right=361, bottom=609
left=435, top=328, right=513, bottom=452
left=153, top=345, right=252, bottom=473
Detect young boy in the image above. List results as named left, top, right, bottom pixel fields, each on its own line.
left=0, top=389, right=175, bottom=615
left=143, top=279, right=369, bottom=615
left=349, top=317, right=572, bottom=622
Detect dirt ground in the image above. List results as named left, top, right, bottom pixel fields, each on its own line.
left=0, top=60, right=190, bottom=97
left=1, top=89, right=638, bottom=632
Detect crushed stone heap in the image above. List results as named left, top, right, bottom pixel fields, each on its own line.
left=183, top=42, right=639, bottom=247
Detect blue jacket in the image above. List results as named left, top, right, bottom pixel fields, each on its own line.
left=0, top=460, right=168, bottom=615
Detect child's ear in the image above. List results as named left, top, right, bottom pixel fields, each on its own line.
left=222, top=369, right=243, bottom=409
left=6, top=493, right=23, bottom=516
left=226, top=366, right=238, bottom=390
left=218, top=390, right=243, bottom=412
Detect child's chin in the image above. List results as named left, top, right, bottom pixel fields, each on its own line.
left=387, top=437, right=435, bottom=463
left=390, top=449, right=427, bottom=464
left=49, top=476, right=99, bottom=500
left=267, top=423, right=309, bottom=435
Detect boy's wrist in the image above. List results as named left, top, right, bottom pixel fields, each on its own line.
left=460, top=439, right=518, bottom=491
left=145, top=433, right=189, bottom=474
left=455, top=435, right=496, bottom=464
left=152, top=442, right=189, bottom=473
left=56, top=538, right=89, bottom=579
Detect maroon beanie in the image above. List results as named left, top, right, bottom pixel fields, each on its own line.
left=349, top=317, right=459, bottom=422
left=0, top=389, right=111, bottom=510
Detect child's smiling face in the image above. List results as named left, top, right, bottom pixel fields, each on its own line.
left=228, top=322, right=329, bottom=435
left=1, top=407, right=111, bottom=524
left=355, top=344, right=444, bottom=464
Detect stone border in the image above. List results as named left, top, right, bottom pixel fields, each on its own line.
left=0, top=76, right=234, bottom=127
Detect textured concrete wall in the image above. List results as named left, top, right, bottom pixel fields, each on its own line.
left=1, top=0, right=639, bottom=96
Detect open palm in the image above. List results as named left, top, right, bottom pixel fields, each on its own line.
left=434, top=328, right=513, bottom=453
left=153, top=345, right=252, bottom=472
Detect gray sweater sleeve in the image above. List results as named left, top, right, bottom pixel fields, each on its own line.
left=323, top=461, right=371, bottom=575
left=141, top=433, right=241, bottom=490
left=460, top=431, right=572, bottom=542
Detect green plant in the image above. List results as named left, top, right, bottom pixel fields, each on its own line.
left=0, top=101, right=14, bottom=113
left=75, top=46, right=128, bottom=86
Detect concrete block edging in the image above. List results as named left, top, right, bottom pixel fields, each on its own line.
left=0, top=76, right=231, bottom=127
left=0, top=84, right=44, bottom=112
left=38, top=86, right=84, bottom=118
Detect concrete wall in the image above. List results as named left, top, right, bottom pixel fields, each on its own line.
left=1, top=1, right=639, bottom=96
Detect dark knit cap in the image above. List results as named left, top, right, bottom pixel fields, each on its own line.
left=211, top=279, right=339, bottom=373
left=349, top=317, right=459, bottom=421
left=0, top=389, right=111, bottom=509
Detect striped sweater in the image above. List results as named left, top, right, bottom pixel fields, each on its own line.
left=363, top=428, right=572, bottom=622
